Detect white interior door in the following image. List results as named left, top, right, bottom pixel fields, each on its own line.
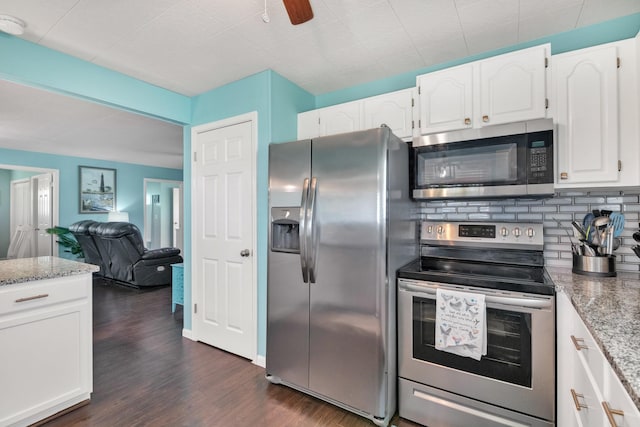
left=9, top=179, right=34, bottom=258
left=34, top=173, right=53, bottom=256
left=192, top=113, right=256, bottom=360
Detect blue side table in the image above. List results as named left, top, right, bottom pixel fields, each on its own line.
left=171, top=263, right=184, bottom=313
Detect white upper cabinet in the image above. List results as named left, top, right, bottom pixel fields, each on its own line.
left=478, top=45, right=548, bottom=127
left=417, top=64, right=473, bottom=134
left=553, top=38, right=638, bottom=188
left=362, top=88, right=416, bottom=139
left=297, top=109, right=320, bottom=140
left=297, top=88, right=416, bottom=140
left=417, top=44, right=549, bottom=134
left=319, top=100, right=361, bottom=137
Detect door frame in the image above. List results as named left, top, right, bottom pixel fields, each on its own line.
left=190, top=111, right=258, bottom=363
left=2, top=164, right=59, bottom=257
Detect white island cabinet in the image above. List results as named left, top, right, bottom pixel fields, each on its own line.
left=557, top=291, right=640, bottom=427
left=0, top=257, right=96, bottom=427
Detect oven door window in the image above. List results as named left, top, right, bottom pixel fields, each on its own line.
left=412, top=296, right=532, bottom=387
left=414, top=135, right=526, bottom=188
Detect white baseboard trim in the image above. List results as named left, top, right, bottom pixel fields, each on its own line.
left=182, top=328, right=195, bottom=341
left=253, top=355, right=266, bottom=368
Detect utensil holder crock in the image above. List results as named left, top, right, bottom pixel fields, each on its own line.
left=572, top=254, right=616, bottom=277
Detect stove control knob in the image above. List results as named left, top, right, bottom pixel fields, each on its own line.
left=500, top=227, right=509, bottom=237
left=437, top=225, right=444, bottom=235
left=526, top=227, right=535, bottom=238
left=512, top=227, right=521, bottom=238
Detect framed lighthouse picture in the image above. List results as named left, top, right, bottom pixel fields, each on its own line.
left=79, top=166, right=116, bottom=213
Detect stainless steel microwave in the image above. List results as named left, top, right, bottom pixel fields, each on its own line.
left=411, top=119, right=554, bottom=200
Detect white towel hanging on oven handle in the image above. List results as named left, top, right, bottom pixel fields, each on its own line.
left=435, top=288, right=487, bottom=361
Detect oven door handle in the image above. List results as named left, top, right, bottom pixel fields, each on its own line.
left=399, top=281, right=553, bottom=309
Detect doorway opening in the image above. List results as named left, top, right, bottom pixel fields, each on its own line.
left=0, top=164, right=59, bottom=259
left=143, top=178, right=183, bottom=253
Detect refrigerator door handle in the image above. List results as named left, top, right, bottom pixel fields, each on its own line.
left=307, top=177, right=318, bottom=283
left=299, top=178, right=310, bottom=282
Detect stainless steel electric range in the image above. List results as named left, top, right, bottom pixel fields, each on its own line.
left=397, top=221, right=555, bottom=427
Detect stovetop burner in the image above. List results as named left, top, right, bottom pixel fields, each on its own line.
left=397, top=221, right=555, bottom=296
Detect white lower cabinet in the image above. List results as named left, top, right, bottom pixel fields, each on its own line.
left=557, top=292, right=640, bottom=426
left=0, top=274, right=92, bottom=427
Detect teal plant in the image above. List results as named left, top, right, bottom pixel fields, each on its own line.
left=46, top=226, right=84, bottom=258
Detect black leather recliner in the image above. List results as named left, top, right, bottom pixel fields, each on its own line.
left=68, top=220, right=104, bottom=276
left=70, top=221, right=182, bottom=287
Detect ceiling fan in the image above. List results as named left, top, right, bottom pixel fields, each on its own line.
left=283, top=0, right=314, bottom=25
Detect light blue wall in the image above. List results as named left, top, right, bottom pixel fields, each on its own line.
left=316, top=12, right=640, bottom=108
left=184, top=70, right=313, bottom=356
left=0, top=148, right=182, bottom=234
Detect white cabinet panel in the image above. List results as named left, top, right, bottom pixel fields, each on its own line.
left=554, top=38, right=639, bottom=189
left=418, top=64, right=473, bottom=134
left=554, top=45, right=619, bottom=185
left=297, top=109, right=320, bottom=140
left=363, top=88, right=416, bottom=139
left=478, top=45, right=548, bottom=127
left=319, top=100, right=362, bottom=137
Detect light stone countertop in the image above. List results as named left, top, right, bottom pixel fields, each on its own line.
left=0, top=256, right=99, bottom=286
left=547, top=267, right=640, bottom=411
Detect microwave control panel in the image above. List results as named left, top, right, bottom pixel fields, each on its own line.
left=527, top=131, right=554, bottom=184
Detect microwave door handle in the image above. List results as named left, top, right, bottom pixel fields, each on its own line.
left=307, top=177, right=318, bottom=284
left=299, top=178, right=309, bottom=283
left=400, top=281, right=553, bottom=309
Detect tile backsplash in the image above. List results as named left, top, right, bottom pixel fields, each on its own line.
left=417, top=190, right=640, bottom=271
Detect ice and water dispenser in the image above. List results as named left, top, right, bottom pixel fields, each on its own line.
left=271, top=207, right=300, bottom=253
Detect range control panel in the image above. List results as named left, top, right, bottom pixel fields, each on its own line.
left=421, top=221, right=544, bottom=250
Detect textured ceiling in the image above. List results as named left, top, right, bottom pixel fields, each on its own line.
left=0, top=0, right=639, bottom=168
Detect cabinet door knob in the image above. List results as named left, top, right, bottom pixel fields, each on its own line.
left=602, top=401, right=624, bottom=427
left=560, top=172, right=568, bottom=180
left=464, top=117, right=471, bottom=125
left=240, top=249, right=251, bottom=257
left=482, top=115, right=489, bottom=123
left=570, top=389, right=588, bottom=411
left=571, top=335, right=588, bottom=351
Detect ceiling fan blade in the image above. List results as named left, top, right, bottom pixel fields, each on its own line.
left=283, top=0, right=313, bottom=25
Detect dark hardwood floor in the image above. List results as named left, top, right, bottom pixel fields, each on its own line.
left=44, top=279, right=421, bottom=427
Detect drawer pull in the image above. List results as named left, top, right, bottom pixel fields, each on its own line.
left=602, top=401, right=624, bottom=427
left=571, top=389, right=588, bottom=411
left=571, top=335, right=588, bottom=350
left=15, top=294, right=49, bottom=303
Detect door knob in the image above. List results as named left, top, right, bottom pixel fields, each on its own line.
left=240, top=249, right=250, bottom=257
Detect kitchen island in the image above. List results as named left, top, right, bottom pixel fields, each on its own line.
left=548, top=267, right=640, bottom=424
left=0, top=256, right=98, bottom=427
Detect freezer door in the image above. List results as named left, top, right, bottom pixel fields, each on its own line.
left=308, top=128, right=390, bottom=417
left=266, top=140, right=311, bottom=388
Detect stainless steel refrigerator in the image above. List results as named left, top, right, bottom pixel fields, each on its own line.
left=266, top=126, right=416, bottom=426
